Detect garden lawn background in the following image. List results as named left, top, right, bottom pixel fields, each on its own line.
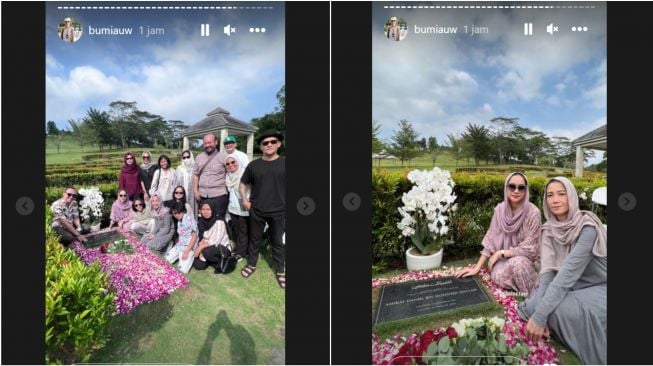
left=47, top=143, right=283, bottom=364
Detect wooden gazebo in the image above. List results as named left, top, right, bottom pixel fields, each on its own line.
left=572, top=124, right=607, bottom=177
left=182, top=107, right=258, bottom=160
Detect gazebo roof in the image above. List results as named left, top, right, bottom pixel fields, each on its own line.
left=572, top=124, right=607, bottom=150
left=182, top=107, right=257, bottom=138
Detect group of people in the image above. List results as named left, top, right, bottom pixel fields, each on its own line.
left=454, top=172, right=607, bottom=364
left=50, top=130, right=286, bottom=289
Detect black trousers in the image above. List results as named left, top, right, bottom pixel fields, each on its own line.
left=247, top=209, right=285, bottom=273
left=193, top=245, right=229, bottom=270
left=200, top=194, right=229, bottom=219
left=53, top=225, right=90, bottom=246
left=230, top=213, right=249, bottom=258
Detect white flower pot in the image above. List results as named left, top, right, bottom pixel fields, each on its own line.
left=90, top=222, right=101, bottom=233
left=406, top=247, right=443, bottom=271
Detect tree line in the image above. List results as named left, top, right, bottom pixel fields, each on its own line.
left=47, top=85, right=286, bottom=154
left=373, top=117, right=606, bottom=170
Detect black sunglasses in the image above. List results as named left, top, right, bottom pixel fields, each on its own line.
left=119, top=194, right=127, bottom=197
left=66, top=192, right=78, bottom=198
left=134, top=203, right=143, bottom=207
left=174, top=191, right=185, bottom=195
left=126, top=157, right=134, bottom=161
left=508, top=183, right=527, bottom=192
left=182, top=156, right=191, bottom=160
left=261, top=139, right=278, bottom=146
left=226, top=161, right=237, bottom=166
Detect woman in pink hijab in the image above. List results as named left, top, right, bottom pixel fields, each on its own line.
left=455, top=172, right=541, bottom=295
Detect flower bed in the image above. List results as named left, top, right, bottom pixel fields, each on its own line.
left=372, top=266, right=558, bottom=365
left=71, top=233, right=189, bottom=315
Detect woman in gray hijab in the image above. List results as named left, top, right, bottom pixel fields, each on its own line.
left=518, top=177, right=607, bottom=364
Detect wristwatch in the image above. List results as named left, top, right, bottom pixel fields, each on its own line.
left=500, top=249, right=505, bottom=258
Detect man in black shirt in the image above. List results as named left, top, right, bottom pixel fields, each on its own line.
left=239, top=130, right=285, bottom=289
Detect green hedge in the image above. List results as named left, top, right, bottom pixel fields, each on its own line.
left=45, top=209, right=115, bottom=364
left=372, top=170, right=607, bottom=265
left=46, top=171, right=119, bottom=187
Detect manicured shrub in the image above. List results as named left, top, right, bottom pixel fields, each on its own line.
left=45, top=232, right=115, bottom=364
left=46, top=171, right=119, bottom=187
left=372, top=170, right=607, bottom=266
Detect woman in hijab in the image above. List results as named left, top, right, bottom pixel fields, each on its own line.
left=455, top=172, right=541, bottom=295
left=518, top=177, right=607, bottom=364
left=175, top=150, right=197, bottom=217
left=119, top=152, right=143, bottom=201
left=139, top=151, right=158, bottom=201
left=141, top=193, right=175, bottom=252
left=225, top=153, right=249, bottom=260
left=149, top=154, right=176, bottom=202
left=109, top=189, right=132, bottom=232
left=192, top=202, right=232, bottom=273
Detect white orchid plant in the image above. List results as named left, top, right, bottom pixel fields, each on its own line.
left=79, top=186, right=104, bottom=224
left=397, top=167, right=457, bottom=255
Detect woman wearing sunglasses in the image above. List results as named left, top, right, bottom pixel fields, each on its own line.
left=109, top=189, right=133, bottom=232
left=119, top=152, right=144, bottom=201
left=129, top=197, right=154, bottom=236
left=175, top=150, right=197, bottom=218
left=518, top=177, right=606, bottom=364
left=455, top=172, right=541, bottom=295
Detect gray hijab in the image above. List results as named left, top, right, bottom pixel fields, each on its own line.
left=540, top=177, right=607, bottom=274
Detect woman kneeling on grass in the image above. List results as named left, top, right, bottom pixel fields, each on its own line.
left=455, top=172, right=541, bottom=295
left=192, top=202, right=233, bottom=274
left=518, top=177, right=607, bottom=364
left=165, top=201, right=198, bottom=274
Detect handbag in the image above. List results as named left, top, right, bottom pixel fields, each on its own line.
left=215, top=244, right=237, bottom=274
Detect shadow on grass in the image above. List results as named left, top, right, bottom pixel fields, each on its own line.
left=91, top=296, right=174, bottom=362
left=196, top=310, right=256, bottom=364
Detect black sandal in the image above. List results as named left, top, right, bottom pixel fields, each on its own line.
left=276, top=273, right=286, bottom=289
left=241, top=265, right=256, bottom=278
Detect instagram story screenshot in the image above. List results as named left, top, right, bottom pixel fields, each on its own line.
left=3, top=1, right=331, bottom=364
left=47, top=2, right=285, bottom=364
left=370, top=2, right=607, bottom=365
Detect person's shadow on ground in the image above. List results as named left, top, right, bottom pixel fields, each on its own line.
left=196, top=310, right=256, bottom=364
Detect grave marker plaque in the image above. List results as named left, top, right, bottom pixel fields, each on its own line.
left=375, top=276, right=491, bottom=324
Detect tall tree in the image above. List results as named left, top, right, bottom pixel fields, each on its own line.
left=388, top=119, right=420, bottom=167
left=446, top=133, right=462, bottom=166
left=251, top=85, right=285, bottom=154
left=108, top=101, right=138, bottom=148
left=372, top=120, right=385, bottom=154
left=47, top=121, right=60, bottom=136
left=83, top=107, right=113, bottom=151
left=490, top=117, right=519, bottom=164
left=461, top=123, right=491, bottom=165
left=427, top=136, right=439, bottom=166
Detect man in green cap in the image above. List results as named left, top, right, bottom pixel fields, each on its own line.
left=223, top=135, right=249, bottom=168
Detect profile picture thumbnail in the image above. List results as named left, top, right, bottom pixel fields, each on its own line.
left=58, top=17, right=83, bottom=43
left=384, top=16, right=408, bottom=41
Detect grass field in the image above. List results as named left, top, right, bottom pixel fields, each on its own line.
left=372, top=150, right=596, bottom=178
left=91, top=251, right=285, bottom=364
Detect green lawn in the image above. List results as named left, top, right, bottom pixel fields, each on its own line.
left=91, top=251, right=285, bottom=364
left=372, top=150, right=578, bottom=178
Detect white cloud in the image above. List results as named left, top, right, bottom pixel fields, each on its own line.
left=46, top=19, right=285, bottom=128
left=583, top=59, right=607, bottom=109
left=46, top=53, right=63, bottom=70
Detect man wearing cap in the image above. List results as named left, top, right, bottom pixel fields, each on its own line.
left=223, top=135, right=249, bottom=168
left=239, top=130, right=285, bottom=289
left=193, top=133, right=229, bottom=218
left=61, top=17, right=76, bottom=42
left=387, top=16, right=401, bottom=41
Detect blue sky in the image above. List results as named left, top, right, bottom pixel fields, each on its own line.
left=46, top=2, right=284, bottom=130
left=373, top=3, right=606, bottom=164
